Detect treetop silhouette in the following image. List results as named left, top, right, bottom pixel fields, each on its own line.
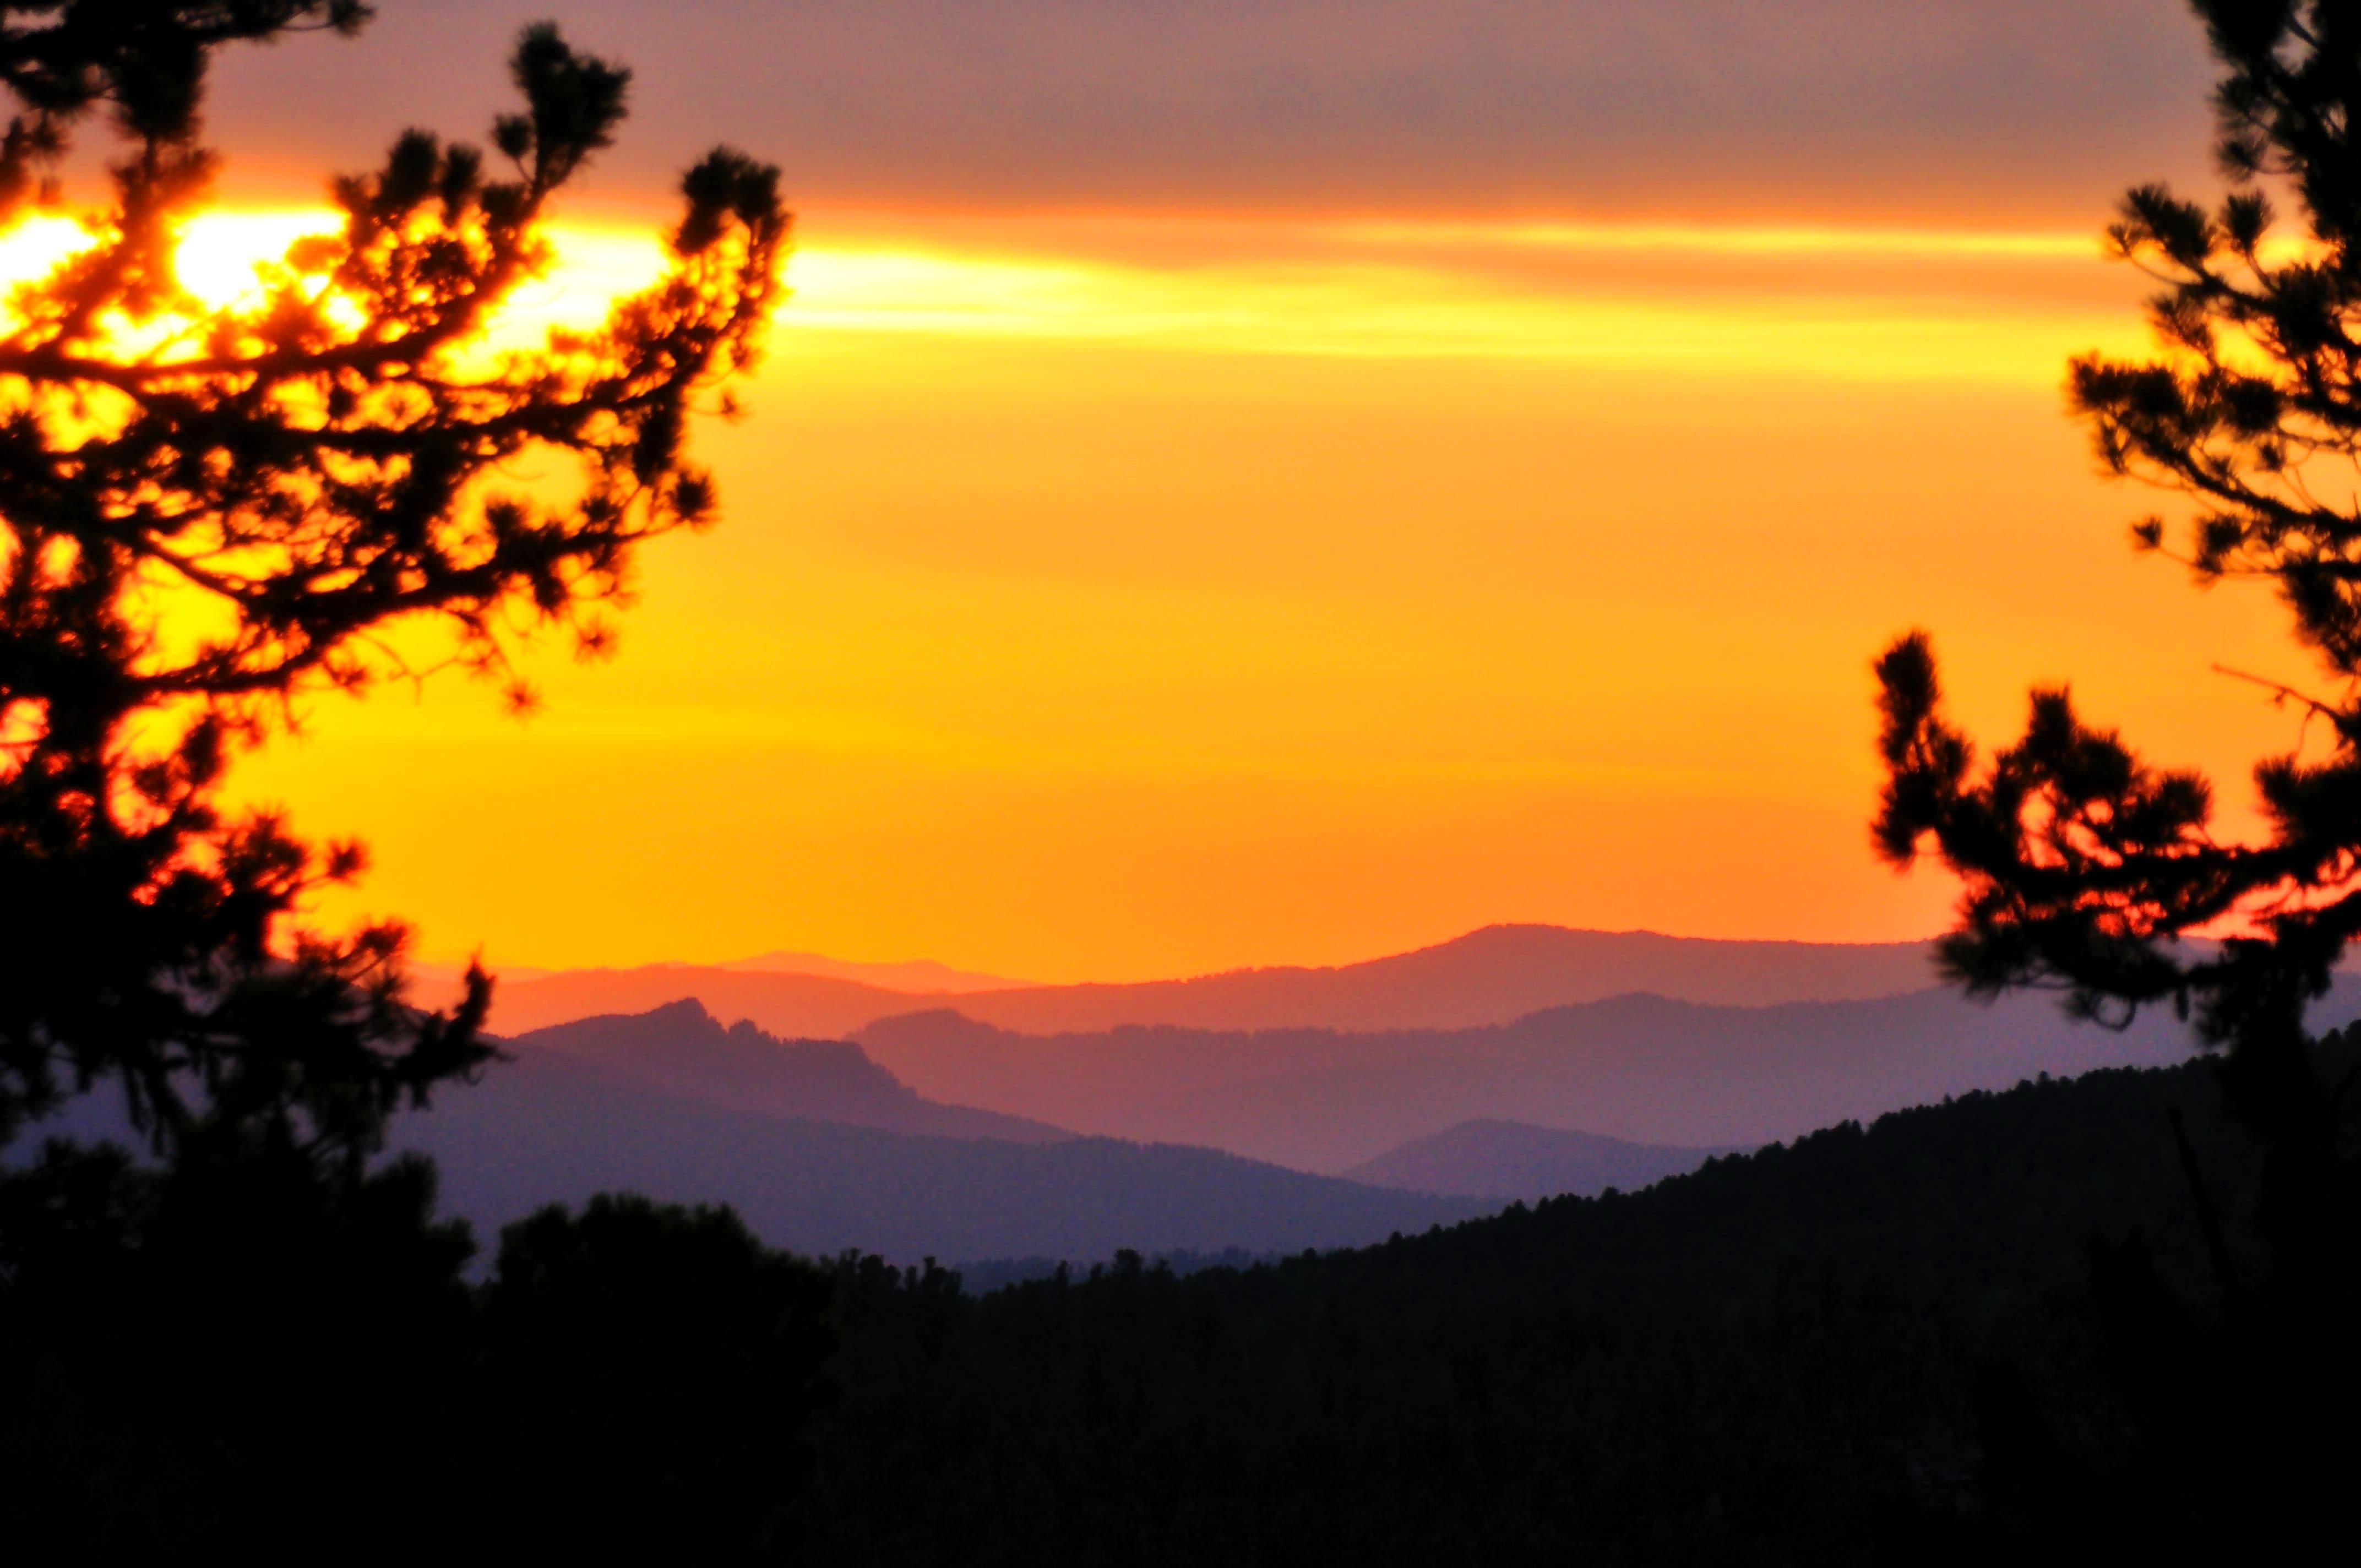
left=0, top=3, right=787, bottom=1167
left=1876, top=1, right=2361, bottom=1148
left=1875, top=17, right=2361, bottom=1512
left=1, top=3, right=372, bottom=216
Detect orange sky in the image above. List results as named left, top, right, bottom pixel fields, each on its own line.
left=56, top=203, right=2288, bottom=984
left=15, top=5, right=2319, bottom=984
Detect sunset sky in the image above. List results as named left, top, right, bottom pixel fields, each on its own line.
left=73, top=0, right=2324, bottom=983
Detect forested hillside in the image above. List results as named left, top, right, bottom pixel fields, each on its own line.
left=791, top=1044, right=2337, bottom=1562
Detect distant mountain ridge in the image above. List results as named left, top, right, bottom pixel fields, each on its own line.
left=933, top=925, right=1944, bottom=1035
left=469, top=924, right=1944, bottom=1037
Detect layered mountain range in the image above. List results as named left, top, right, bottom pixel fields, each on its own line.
left=452, top=925, right=1944, bottom=1038
left=851, top=984, right=2252, bottom=1170
left=66, top=926, right=2330, bottom=1267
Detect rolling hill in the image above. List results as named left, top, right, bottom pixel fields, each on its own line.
left=388, top=1047, right=1493, bottom=1261
left=855, top=981, right=2361, bottom=1172
left=1343, top=1119, right=1739, bottom=1201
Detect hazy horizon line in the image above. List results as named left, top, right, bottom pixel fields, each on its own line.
left=411, top=918, right=1955, bottom=994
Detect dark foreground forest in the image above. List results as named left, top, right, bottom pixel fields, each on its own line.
left=792, top=1040, right=2347, bottom=1564
left=3, top=1036, right=2342, bottom=1562
left=8, top=4, right=2361, bottom=1562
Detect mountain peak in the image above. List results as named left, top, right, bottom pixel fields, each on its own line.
left=639, top=997, right=723, bottom=1032
left=502, top=998, right=1071, bottom=1145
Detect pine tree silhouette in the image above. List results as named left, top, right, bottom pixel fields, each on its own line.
left=0, top=3, right=785, bottom=1168
left=1874, top=1, right=2361, bottom=1547
left=0, top=11, right=826, bottom=1561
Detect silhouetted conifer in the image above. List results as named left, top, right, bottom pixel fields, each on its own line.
left=473, top=1196, right=836, bottom=1561
left=1873, top=0, right=2361, bottom=1545
left=0, top=1, right=784, bottom=1166
left=0, top=8, right=818, bottom=1559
